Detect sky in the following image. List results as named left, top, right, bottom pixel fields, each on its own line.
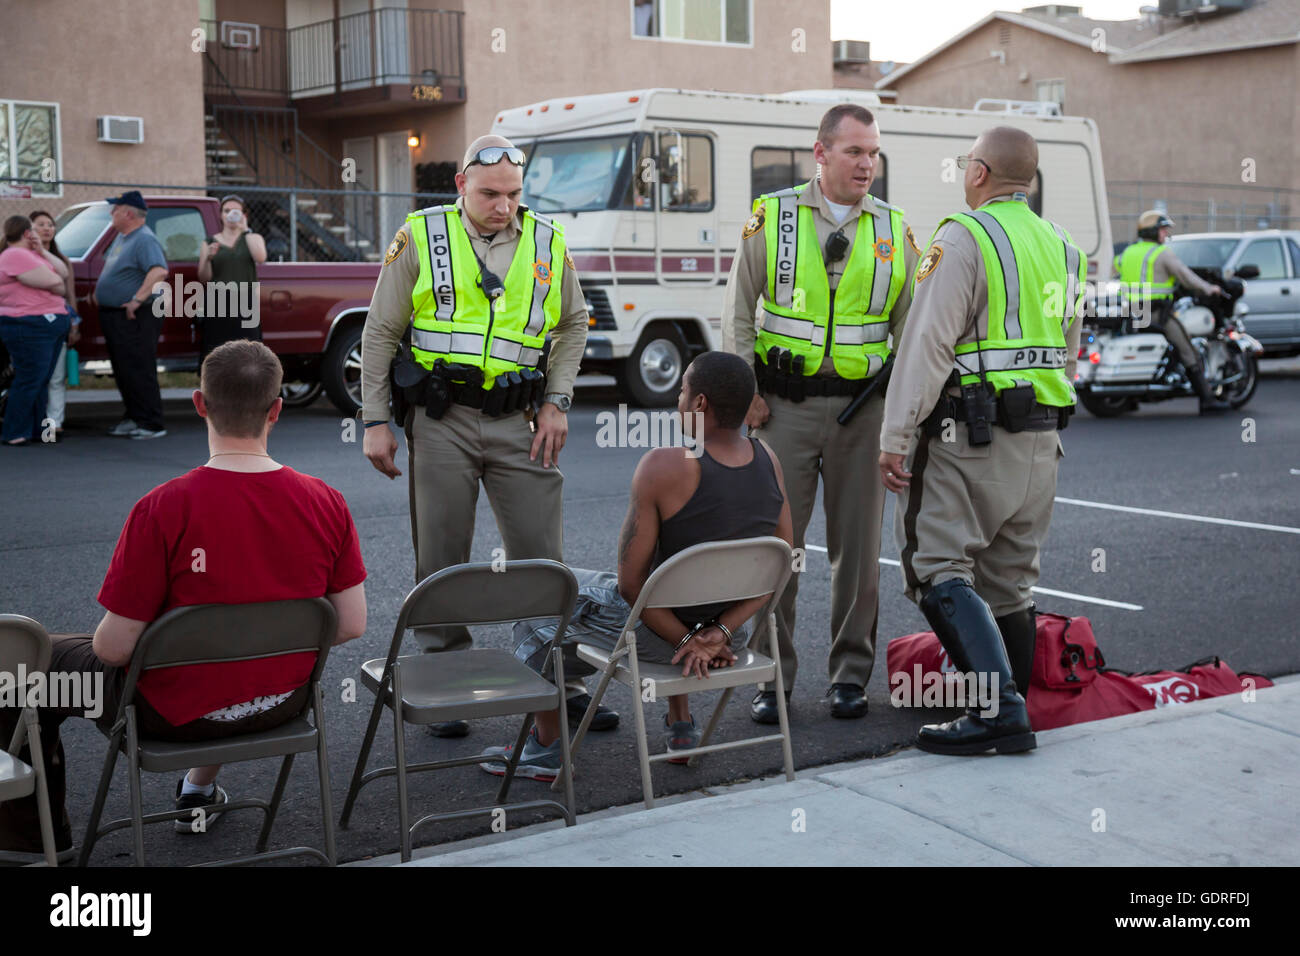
left=831, top=1, right=1150, bottom=63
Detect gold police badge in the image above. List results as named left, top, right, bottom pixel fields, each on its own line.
left=565, top=250, right=575, bottom=270
left=916, top=245, right=943, bottom=282
left=383, top=229, right=408, bottom=265
left=741, top=206, right=765, bottom=239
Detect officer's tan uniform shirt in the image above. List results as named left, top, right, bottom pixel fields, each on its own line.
left=360, top=197, right=588, bottom=422
left=880, top=195, right=1084, bottom=456
left=722, top=177, right=920, bottom=376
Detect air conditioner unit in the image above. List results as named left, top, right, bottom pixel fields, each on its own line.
left=97, top=116, right=144, bottom=144
left=834, top=40, right=871, bottom=64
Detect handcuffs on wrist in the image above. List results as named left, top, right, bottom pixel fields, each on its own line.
left=672, top=618, right=733, bottom=654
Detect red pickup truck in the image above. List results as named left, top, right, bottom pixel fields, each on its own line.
left=53, top=195, right=381, bottom=414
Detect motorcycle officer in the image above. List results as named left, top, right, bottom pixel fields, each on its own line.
left=1115, top=211, right=1229, bottom=414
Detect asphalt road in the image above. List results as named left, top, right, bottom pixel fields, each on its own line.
left=2, top=361, right=1298, bottom=866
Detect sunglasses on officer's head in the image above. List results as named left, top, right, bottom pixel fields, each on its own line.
left=463, top=147, right=527, bottom=173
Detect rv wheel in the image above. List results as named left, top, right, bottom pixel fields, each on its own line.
left=619, top=324, right=687, bottom=407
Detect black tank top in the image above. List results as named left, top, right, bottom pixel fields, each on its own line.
left=655, top=437, right=785, bottom=625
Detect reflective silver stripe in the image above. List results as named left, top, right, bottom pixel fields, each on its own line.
left=864, top=352, right=886, bottom=378
left=968, top=211, right=1021, bottom=339
left=412, top=328, right=485, bottom=355
left=867, top=209, right=894, bottom=316
left=488, top=339, right=541, bottom=367
left=773, top=191, right=799, bottom=309
left=760, top=307, right=825, bottom=347
left=525, top=217, right=554, bottom=337
left=422, top=208, right=456, bottom=322
left=834, top=321, right=890, bottom=345
left=1052, top=222, right=1081, bottom=334
left=1140, top=244, right=1161, bottom=286
left=953, top=346, right=1068, bottom=375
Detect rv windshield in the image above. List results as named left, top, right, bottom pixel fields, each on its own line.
left=522, top=135, right=634, bottom=213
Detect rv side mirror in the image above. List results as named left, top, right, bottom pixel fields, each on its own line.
left=1233, top=264, right=1260, bottom=280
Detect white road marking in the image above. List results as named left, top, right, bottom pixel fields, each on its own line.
left=1054, top=496, right=1300, bottom=535
left=802, top=544, right=1143, bottom=611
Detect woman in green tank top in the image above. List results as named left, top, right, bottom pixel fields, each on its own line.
left=196, top=195, right=267, bottom=362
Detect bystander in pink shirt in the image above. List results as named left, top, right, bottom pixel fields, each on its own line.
left=0, top=246, right=67, bottom=317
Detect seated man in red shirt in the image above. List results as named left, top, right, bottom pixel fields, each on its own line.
left=0, top=340, right=367, bottom=856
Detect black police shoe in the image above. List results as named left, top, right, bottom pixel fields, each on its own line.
left=828, top=683, right=869, bottom=718
left=750, top=689, right=791, bottom=725
left=427, top=720, right=470, bottom=738
left=567, top=693, right=619, bottom=732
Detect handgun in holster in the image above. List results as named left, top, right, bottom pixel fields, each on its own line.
left=424, top=361, right=452, bottom=420
left=788, top=354, right=806, bottom=403
left=774, top=348, right=793, bottom=400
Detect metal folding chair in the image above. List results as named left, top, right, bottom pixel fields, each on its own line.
left=561, top=537, right=795, bottom=809
left=0, top=615, right=58, bottom=866
left=78, top=599, right=338, bottom=866
left=339, top=559, right=579, bottom=862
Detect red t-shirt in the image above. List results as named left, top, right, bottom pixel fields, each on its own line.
left=97, top=466, right=366, bottom=725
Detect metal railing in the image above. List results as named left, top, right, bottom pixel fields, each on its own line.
left=1108, top=180, right=1299, bottom=241
left=3, top=177, right=455, bottom=264
left=200, top=9, right=464, bottom=99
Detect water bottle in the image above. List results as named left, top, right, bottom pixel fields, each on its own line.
left=66, top=347, right=80, bottom=386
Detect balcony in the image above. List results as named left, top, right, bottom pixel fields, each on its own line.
left=201, top=8, right=464, bottom=117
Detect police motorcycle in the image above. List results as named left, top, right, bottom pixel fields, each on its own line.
left=1073, top=265, right=1264, bottom=417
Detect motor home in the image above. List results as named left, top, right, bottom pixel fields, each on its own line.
left=495, top=88, right=1111, bottom=405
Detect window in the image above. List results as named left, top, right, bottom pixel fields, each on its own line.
left=1, top=100, right=61, bottom=197
left=147, top=207, right=208, bottom=262
left=1288, top=239, right=1300, bottom=277
left=1035, top=78, right=1065, bottom=112
left=632, top=0, right=751, bottom=45
left=523, top=135, right=636, bottom=214
left=1238, top=238, right=1286, bottom=280
left=1168, top=237, right=1238, bottom=269
left=54, top=204, right=113, bottom=259
left=750, top=148, right=816, bottom=201
left=657, top=132, right=713, bottom=212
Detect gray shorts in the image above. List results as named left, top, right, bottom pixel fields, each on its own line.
left=513, top=568, right=747, bottom=677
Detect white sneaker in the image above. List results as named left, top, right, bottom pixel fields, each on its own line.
left=107, top=419, right=138, bottom=437
left=130, top=426, right=167, bottom=440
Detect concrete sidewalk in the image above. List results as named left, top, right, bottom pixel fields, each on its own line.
left=366, top=676, right=1299, bottom=867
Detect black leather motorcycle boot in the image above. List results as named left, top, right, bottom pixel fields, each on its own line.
left=916, top=579, right=1036, bottom=756
left=996, top=604, right=1036, bottom=701
left=1188, top=367, right=1229, bottom=414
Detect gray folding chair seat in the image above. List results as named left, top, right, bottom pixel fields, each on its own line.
left=340, top=560, right=579, bottom=863
left=359, top=649, right=561, bottom=723
left=78, top=599, right=339, bottom=867
left=0, top=614, right=59, bottom=867
left=562, top=537, right=796, bottom=809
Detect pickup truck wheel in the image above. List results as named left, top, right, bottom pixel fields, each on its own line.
left=280, top=382, right=323, bottom=408
left=322, top=325, right=363, bottom=415
left=618, top=325, right=687, bottom=407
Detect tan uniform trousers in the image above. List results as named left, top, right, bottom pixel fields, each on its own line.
left=895, top=423, right=1062, bottom=616
left=751, top=391, right=886, bottom=692
left=404, top=402, right=564, bottom=653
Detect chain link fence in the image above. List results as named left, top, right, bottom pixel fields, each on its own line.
left=1, top=177, right=455, bottom=263
left=1108, top=180, right=1298, bottom=249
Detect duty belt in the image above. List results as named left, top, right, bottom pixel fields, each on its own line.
left=924, top=387, right=1071, bottom=436
left=756, top=347, right=871, bottom=401
left=390, top=354, right=546, bottom=421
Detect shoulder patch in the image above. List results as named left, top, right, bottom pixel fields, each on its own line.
left=906, top=225, right=922, bottom=256
left=383, top=229, right=408, bottom=265
left=564, top=249, right=575, bottom=270
left=916, top=245, right=943, bottom=283
left=742, top=205, right=766, bottom=240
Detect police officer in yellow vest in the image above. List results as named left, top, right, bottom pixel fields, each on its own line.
left=1116, top=210, right=1229, bottom=414
left=880, top=126, right=1084, bottom=756
left=723, top=104, right=919, bottom=723
left=361, top=134, right=617, bottom=737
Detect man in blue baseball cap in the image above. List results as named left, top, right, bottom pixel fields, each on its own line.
left=93, top=190, right=170, bottom=438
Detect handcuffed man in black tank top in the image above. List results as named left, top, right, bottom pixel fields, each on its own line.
left=480, top=352, right=793, bottom=780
